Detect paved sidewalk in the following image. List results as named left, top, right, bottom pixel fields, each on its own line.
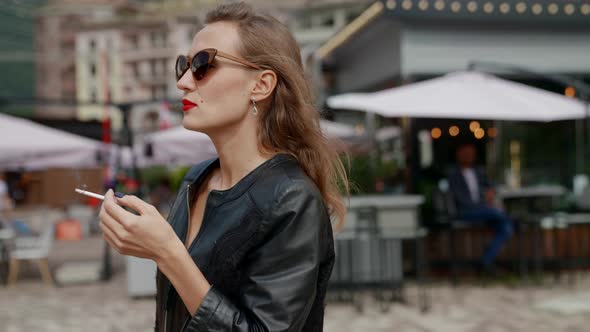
left=1, top=237, right=590, bottom=331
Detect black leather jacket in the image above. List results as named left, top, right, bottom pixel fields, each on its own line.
left=155, top=154, right=335, bottom=332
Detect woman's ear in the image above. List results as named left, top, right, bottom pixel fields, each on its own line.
left=251, top=69, right=277, bottom=102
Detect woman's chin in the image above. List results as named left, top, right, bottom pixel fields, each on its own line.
left=182, top=117, right=207, bottom=132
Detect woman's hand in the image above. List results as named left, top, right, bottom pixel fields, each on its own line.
left=99, top=189, right=179, bottom=262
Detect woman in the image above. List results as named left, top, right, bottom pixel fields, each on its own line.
left=98, top=2, right=348, bottom=331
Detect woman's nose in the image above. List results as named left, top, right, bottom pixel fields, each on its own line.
left=176, top=70, right=196, bottom=92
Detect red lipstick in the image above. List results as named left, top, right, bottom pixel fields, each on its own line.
left=182, top=99, right=198, bottom=112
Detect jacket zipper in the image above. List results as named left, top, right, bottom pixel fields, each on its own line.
left=163, top=309, right=167, bottom=332
left=186, top=183, right=192, bottom=246
left=177, top=184, right=193, bottom=332
left=180, top=316, right=191, bottom=332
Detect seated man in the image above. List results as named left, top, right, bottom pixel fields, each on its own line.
left=448, top=143, right=513, bottom=272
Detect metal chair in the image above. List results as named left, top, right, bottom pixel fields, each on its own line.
left=331, top=205, right=430, bottom=313
left=0, top=227, right=15, bottom=285
left=431, top=188, right=490, bottom=285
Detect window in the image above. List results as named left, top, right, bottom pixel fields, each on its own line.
left=162, top=59, right=168, bottom=74
left=129, top=34, right=138, bottom=49
left=151, top=85, right=167, bottom=100
left=321, top=14, right=334, bottom=27
left=90, top=63, right=96, bottom=77
left=151, top=31, right=163, bottom=47
left=131, top=62, right=139, bottom=78
left=150, top=31, right=167, bottom=47
left=151, top=60, right=157, bottom=75
left=89, top=39, right=96, bottom=51
left=161, top=32, right=168, bottom=47
left=347, top=11, right=360, bottom=23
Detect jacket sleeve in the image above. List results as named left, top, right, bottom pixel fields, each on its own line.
left=184, top=181, right=326, bottom=332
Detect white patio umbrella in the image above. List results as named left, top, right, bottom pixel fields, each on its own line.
left=0, top=113, right=107, bottom=170
left=141, top=127, right=217, bottom=166
left=327, top=71, right=587, bottom=122
left=139, top=120, right=358, bottom=166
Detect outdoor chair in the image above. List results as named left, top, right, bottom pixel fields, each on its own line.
left=557, top=179, right=590, bottom=284
left=431, top=188, right=490, bottom=285
left=331, top=206, right=381, bottom=312
left=7, top=222, right=55, bottom=286
left=331, top=205, right=430, bottom=313
left=0, top=226, right=15, bottom=285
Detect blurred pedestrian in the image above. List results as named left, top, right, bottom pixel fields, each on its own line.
left=0, top=171, right=14, bottom=223
left=449, top=143, right=513, bottom=274
left=98, top=2, right=349, bottom=331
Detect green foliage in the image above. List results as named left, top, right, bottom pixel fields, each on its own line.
left=139, top=166, right=170, bottom=189
left=346, top=155, right=375, bottom=195
left=169, top=166, right=191, bottom=191
left=139, top=165, right=191, bottom=192
left=415, top=178, right=437, bottom=226
left=375, top=159, right=398, bottom=182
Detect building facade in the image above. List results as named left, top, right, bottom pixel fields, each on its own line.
left=75, top=15, right=199, bottom=133
left=35, top=0, right=370, bottom=129
left=34, top=0, right=130, bottom=118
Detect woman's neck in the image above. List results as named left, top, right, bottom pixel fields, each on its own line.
left=207, top=122, right=274, bottom=191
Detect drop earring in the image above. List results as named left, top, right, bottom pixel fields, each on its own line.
left=251, top=98, right=258, bottom=115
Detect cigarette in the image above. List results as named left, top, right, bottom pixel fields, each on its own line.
left=74, top=188, right=125, bottom=200
left=75, top=188, right=104, bottom=200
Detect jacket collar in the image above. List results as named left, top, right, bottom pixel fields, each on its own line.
left=185, top=153, right=295, bottom=206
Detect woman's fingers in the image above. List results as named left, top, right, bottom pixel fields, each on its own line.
left=100, top=218, right=145, bottom=256
left=103, top=190, right=138, bottom=230
left=99, top=209, right=126, bottom=242
left=115, top=194, right=152, bottom=216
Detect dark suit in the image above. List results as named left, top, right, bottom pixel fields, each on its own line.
left=448, top=166, right=513, bottom=267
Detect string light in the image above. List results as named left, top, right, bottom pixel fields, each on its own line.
left=402, top=0, right=413, bottom=10
left=418, top=0, right=429, bottom=11
left=474, top=128, right=485, bottom=139
left=431, top=127, right=442, bottom=139
left=500, top=3, right=510, bottom=14
left=386, top=0, right=397, bottom=9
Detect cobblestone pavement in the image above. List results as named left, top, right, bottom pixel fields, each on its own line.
left=1, top=237, right=590, bottom=332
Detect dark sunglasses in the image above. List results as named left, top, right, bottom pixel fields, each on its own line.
left=175, top=48, right=261, bottom=81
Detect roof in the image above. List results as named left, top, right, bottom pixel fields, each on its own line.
left=318, top=0, right=590, bottom=59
